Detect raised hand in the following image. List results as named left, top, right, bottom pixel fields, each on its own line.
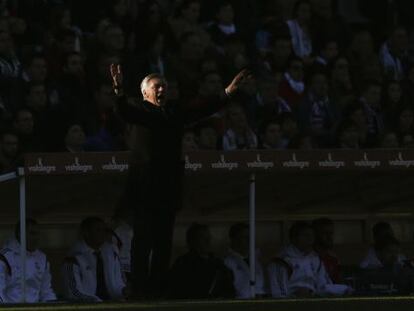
left=110, top=63, right=123, bottom=95
left=225, top=69, right=254, bottom=96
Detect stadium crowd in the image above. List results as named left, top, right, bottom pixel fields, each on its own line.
left=1, top=216, right=414, bottom=302
left=1, top=0, right=414, bottom=173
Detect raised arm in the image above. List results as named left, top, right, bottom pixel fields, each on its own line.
left=182, top=69, right=254, bottom=124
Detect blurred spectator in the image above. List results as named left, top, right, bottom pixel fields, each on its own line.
left=262, top=35, right=292, bottom=73
left=267, top=221, right=350, bottom=298
left=62, top=217, right=127, bottom=302
left=329, top=56, right=354, bottom=111
left=395, top=106, right=414, bottom=140
left=287, top=0, right=313, bottom=61
left=256, top=76, right=291, bottom=121
left=207, top=2, right=238, bottom=48
left=259, top=119, right=285, bottom=149
left=313, top=37, right=339, bottom=71
left=12, top=108, right=36, bottom=152
left=279, top=112, right=300, bottom=147
left=298, top=72, right=337, bottom=147
left=279, top=57, right=306, bottom=110
left=336, top=120, right=360, bottom=149
left=380, top=131, right=399, bottom=149
left=196, top=124, right=218, bottom=150
left=167, top=223, right=235, bottom=299
left=312, top=218, right=341, bottom=284
left=360, top=222, right=407, bottom=269
left=63, top=123, right=86, bottom=153
left=383, top=81, right=404, bottom=127
left=0, top=218, right=56, bottom=303
left=182, top=129, right=198, bottom=152
left=224, top=223, right=266, bottom=299
left=0, top=129, right=19, bottom=173
left=379, top=26, right=409, bottom=81
left=222, top=103, right=257, bottom=151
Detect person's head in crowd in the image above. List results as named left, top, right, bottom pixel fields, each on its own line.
left=397, top=106, right=414, bottom=133
left=49, top=5, right=72, bottom=33
left=372, top=222, right=395, bottom=245
left=380, top=131, right=399, bottom=149
left=55, top=29, right=77, bottom=53
left=197, top=125, right=218, bottom=150
left=280, top=112, right=299, bottom=140
left=312, top=218, right=335, bottom=252
left=108, top=0, right=129, bottom=21
left=401, top=134, right=414, bottom=148
left=384, top=81, right=403, bottom=107
left=182, top=129, right=198, bottom=152
left=214, top=1, right=234, bottom=26
left=260, top=119, right=283, bottom=149
left=386, top=26, right=408, bottom=56
left=0, top=130, right=19, bottom=161
left=289, top=221, right=314, bottom=254
left=361, top=61, right=383, bottom=84
left=229, top=223, right=249, bottom=257
left=375, top=235, right=401, bottom=267
left=140, top=73, right=168, bottom=107
left=15, top=218, right=40, bottom=252
left=64, top=123, right=86, bottom=152
left=316, top=38, right=339, bottom=65
left=346, top=104, right=367, bottom=129
left=13, top=109, right=34, bottom=137
left=80, top=217, right=107, bottom=250
left=63, top=51, right=84, bottom=77
left=309, top=72, right=329, bottom=99
left=95, top=81, right=116, bottom=110
left=361, top=81, right=382, bottom=109
left=270, top=36, right=292, bottom=68
left=186, top=223, right=211, bottom=257
left=139, top=0, right=164, bottom=28
left=310, top=0, right=333, bottom=19
left=337, top=120, right=360, bottom=149
left=0, top=29, right=14, bottom=57
left=292, top=0, right=312, bottom=24
left=223, top=34, right=246, bottom=58
left=176, top=0, right=201, bottom=24
left=200, top=57, right=219, bottom=74
left=24, top=53, right=48, bottom=83
left=349, top=30, right=375, bottom=61
left=179, top=31, right=204, bottom=62
left=288, top=134, right=314, bottom=149
left=101, top=24, right=125, bottom=54
left=258, top=76, right=279, bottom=105
left=198, top=71, right=223, bottom=97
left=25, top=83, right=47, bottom=112
left=226, top=103, right=249, bottom=132
left=286, top=56, right=305, bottom=82
left=95, top=18, right=112, bottom=42
left=330, top=56, right=351, bottom=85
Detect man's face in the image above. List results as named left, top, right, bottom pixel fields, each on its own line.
left=64, top=54, right=84, bottom=76
left=65, top=125, right=86, bottom=148
left=15, top=110, right=34, bottom=136
left=322, top=41, right=338, bottom=61
left=315, top=224, right=334, bottom=250
left=182, top=1, right=200, bottom=24
left=228, top=106, right=247, bottom=129
left=1, top=134, right=18, bottom=158
left=26, top=223, right=40, bottom=252
left=364, top=85, right=382, bottom=108
left=27, top=85, right=47, bottom=111
left=28, top=58, right=47, bottom=82
left=199, top=127, right=217, bottom=150
left=388, top=83, right=402, bottom=103
left=143, top=77, right=168, bottom=106
left=264, top=123, right=282, bottom=146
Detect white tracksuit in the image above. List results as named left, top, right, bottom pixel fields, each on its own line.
left=360, top=247, right=406, bottom=269
left=0, top=238, right=56, bottom=303
left=61, top=240, right=125, bottom=302
left=223, top=249, right=266, bottom=299
left=268, top=245, right=349, bottom=298
left=113, top=223, right=133, bottom=274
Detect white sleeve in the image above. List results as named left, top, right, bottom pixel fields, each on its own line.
left=112, top=252, right=126, bottom=299
left=267, top=262, right=289, bottom=298
left=39, top=261, right=57, bottom=302
left=62, top=260, right=101, bottom=302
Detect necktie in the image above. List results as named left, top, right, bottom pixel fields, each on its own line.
left=94, top=251, right=109, bottom=300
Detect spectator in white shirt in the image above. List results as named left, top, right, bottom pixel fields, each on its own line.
left=0, top=218, right=56, bottom=303
left=224, top=223, right=266, bottom=299
left=62, top=217, right=127, bottom=302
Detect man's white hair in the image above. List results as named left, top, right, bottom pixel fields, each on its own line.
left=140, top=73, right=167, bottom=97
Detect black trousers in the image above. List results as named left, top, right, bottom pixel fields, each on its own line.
left=126, top=164, right=183, bottom=297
